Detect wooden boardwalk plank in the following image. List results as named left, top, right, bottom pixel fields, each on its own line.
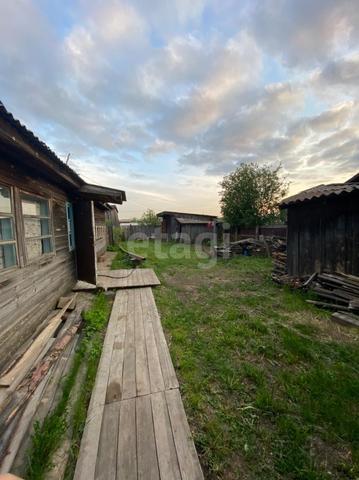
left=140, top=289, right=165, bottom=394
left=75, top=286, right=203, bottom=480
left=106, top=292, right=128, bottom=404
left=97, top=269, right=160, bottom=290
left=143, top=288, right=179, bottom=390
left=135, top=290, right=151, bottom=397
left=122, top=290, right=137, bottom=400
left=117, top=398, right=137, bottom=480
left=151, top=391, right=182, bottom=480
left=136, top=395, right=160, bottom=480
left=95, top=402, right=120, bottom=480
left=166, top=389, right=204, bottom=480
left=73, top=291, right=127, bottom=480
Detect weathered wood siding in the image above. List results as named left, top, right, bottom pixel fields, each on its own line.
left=94, top=206, right=108, bottom=258
left=0, top=158, right=76, bottom=371
left=287, top=194, right=359, bottom=277
left=162, top=213, right=215, bottom=242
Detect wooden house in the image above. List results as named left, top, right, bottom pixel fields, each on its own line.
left=280, top=173, right=359, bottom=277
left=0, top=103, right=126, bottom=370
left=157, top=211, right=217, bottom=243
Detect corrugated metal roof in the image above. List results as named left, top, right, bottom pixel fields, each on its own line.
left=346, top=172, right=359, bottom=183
left=280, top=182, right=359, bottom=207
left=176, top=217, right=211, bottom=225
left=157, top=211, right=217, bottom=219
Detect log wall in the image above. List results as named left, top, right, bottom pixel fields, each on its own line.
left=0, top=158, right=76, bottom=371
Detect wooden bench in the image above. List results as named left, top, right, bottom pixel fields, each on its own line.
left=119, top=245, right=146, bottom=267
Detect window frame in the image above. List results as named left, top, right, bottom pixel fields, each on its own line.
left=66, top=202, right=76, bottom=252
left=0, top=185, right=19, bottom=272
left=20, top=191, right=55, bottom=264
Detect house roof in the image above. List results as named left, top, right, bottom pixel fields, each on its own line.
left=157, top=211, right=217, bottom=219
left=346, top=172, right=359, bottom=183
left=0, top=101, right=126, bottom=204
left=280, top=182, right=359, bottom=208
left=176, top=217, right=212, bottom=225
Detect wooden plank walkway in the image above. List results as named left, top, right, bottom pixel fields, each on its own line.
left=97, top=269, right=161, bottom=290
left=74, top=287, right=203, bottom=480
left=73, top=269, right=161, bottom=292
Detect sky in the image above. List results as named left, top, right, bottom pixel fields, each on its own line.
left=0, top=0, right=358, bottom=218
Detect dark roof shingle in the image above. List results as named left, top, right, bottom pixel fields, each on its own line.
left=280, top=182, right=359, bottom=207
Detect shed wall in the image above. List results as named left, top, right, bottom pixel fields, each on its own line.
left=94, top=206, right=108, bottom=257
left=287, top=194, right=359, bottom=277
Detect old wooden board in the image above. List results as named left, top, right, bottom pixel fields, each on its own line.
left=0, top=296, right=74, bottom=388
left=74, top=287, right=203, bottom=480
left=97, top=268, right=160, bottom=290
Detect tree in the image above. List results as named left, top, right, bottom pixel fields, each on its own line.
left=138, top=209, right=161, bottom=226
left=220, top=163, right=288, bottom=226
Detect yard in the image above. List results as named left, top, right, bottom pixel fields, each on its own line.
left=114, top=241, right=359, bottom=480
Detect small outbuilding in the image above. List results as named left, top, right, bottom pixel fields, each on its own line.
left=280, top=173, right=359, bottom=277
left=157, top=211, right=217, bottom=243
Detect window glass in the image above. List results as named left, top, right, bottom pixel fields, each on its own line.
left=66, top=203, right=75, bottom=251
left=0, top=244, right=16, bottom=269
left=0, top=186, right=11, bottom=214
left=0, top=217, right=14, bottom=241
left=0, top=186, right=17, bottom=270
left=42, top=237, right=52, bottom=254
left=21, top=195, right=49, bottom=216
left=25, top=238, right=42, bottom=260
left=21, top=194, right=53, bottom=260
left=24, top=217, right=41, bottom=238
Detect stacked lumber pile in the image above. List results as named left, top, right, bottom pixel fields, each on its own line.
left=306, top=272, right=359, bottom=327
left=271, top=251, right=288, bottom=282
left=0, top=293, right=89, bottom=475
left=215, top=238, right=271, bottom=258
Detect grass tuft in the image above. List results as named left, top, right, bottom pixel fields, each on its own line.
left=26, top=293, right=110, bottom=480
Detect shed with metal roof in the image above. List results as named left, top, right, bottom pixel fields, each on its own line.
left=157, top=211, right=217, bottom=243
left=280, top=174, right=359, bottom=277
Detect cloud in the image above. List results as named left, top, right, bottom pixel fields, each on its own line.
left=0, top=0, right=358, bottom=217
left=249, top=0, right=359, bottom=67
left=316, top=53, right=359, bottom=88
left=146, top=139, right=177, bottom=155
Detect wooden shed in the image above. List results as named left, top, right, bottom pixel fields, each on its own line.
left=280, top=174, right=359, bottom=277
left=157, top=211, right=217, bottom=243
left=0, top=102, right=126, bottom=370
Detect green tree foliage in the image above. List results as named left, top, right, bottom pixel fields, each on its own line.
left=220, top=163, right=288, bottom=226
left=138, top=209, right=161, bottom=226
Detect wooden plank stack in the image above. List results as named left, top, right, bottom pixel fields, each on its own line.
left=215, top=237, right=270, bottom=258
left=216, top=236, right=286, bottom=259
left=0, top=294, right=89, bottom=475
left=307, top=272, right=359, bottom=327
left=271, top=251, right=288, bottom=282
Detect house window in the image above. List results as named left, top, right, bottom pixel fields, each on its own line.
left=21, top=194, right=53, bottom=261
left=95, top=225, right=106, bottom=240
left=66, top=202, right=75, bottom=251
left=0, top=185, right=17, bottom=270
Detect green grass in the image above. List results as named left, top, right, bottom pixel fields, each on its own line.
left=119, top=240, right=359, bottom=480
left=26, top=293, right=111, bottom=480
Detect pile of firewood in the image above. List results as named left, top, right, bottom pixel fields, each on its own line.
left=215, top=237, right=275, bottom=258
left=271, top=251, right=288, bottom=282
left=305, top=272, right=359, bottom=327
left=0, top=293, right=91, bottom=474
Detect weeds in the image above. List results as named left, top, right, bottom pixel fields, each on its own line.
left=26, top=293, right=110, bottom=480
left=123, top=240, right=359, bottom=479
